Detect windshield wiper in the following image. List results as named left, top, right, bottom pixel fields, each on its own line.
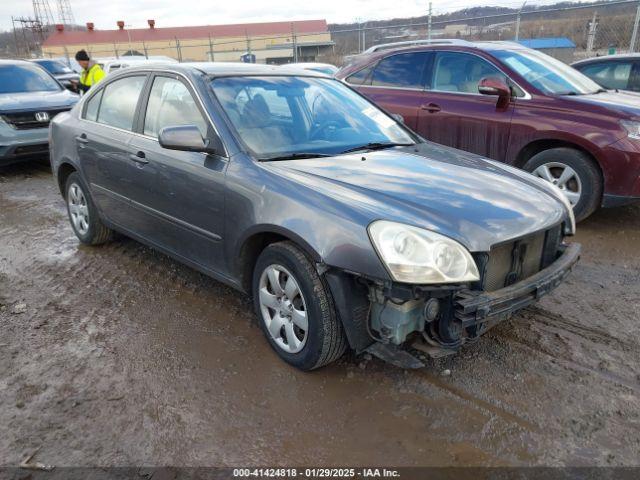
left=258, top=152, right=332, bottom=162
left=340, top=142, right=414, bottom=154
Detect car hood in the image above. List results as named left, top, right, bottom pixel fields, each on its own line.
left=0, top=89, right=78, bottom=113
left=267, top=143, right=567, bottom=252
left=565, top=90, right=640, bottom=118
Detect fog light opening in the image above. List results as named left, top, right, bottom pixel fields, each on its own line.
left=424, top=298, right=440, bottom=323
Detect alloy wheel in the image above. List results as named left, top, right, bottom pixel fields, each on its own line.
left=258, top=264, right=308, bottom=354
left=532, top=162, right=582, bottom=206
left=68, top=182, right=90, bottom=235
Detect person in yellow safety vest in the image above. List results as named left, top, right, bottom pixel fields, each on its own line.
left=74, top=50, right=105, bottom=94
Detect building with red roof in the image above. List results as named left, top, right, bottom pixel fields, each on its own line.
left=42, top=19, right=334, bottom=64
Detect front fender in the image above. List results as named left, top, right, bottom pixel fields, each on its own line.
left=223, top=154, right=391, bottom=284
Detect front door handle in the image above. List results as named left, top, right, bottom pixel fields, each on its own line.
left=420, top=103, right=441, bottom=113
left=75, top=133, right=89, bottom=145
left=129, top=151, right=148, bottom=165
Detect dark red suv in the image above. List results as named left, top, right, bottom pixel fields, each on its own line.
left=337, top=40, right=640, bottom=220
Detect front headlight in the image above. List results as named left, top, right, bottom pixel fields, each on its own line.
left=621, top=120, right=640, bottom=140
left=368, top=220, right=480, bottom=284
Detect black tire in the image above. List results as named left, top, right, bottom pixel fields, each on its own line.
left=252, top=241, right=347, bottom=371
left=64, top=172, right=113, bottom=245
left=523, top=147, right=602, bottom=222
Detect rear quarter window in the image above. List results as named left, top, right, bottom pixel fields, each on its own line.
left=84, top=89, right=103, bottom=122
left=346, top=64, right=374, bottom=86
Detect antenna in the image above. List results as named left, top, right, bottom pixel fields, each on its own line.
left=32, top=0, right=55, bottom=26
left=56, top=0, right=76, bottom=27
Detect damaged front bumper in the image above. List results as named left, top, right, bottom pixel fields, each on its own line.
left=454, top=242, right=581, bottom=331
left=326, top=242, right=581, bottom=368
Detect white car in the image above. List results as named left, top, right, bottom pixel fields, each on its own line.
left=97, top=56, right=178, bottom=75
left=284, top=62, right=339, bottom=76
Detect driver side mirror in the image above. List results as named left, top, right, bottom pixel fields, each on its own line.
left=478, top=77, right=511, bottom=109
left=158, top=125, right=219, bottom=155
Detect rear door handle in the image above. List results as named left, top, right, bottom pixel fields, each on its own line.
left=75, top=134, right=89, bottom=145
left=129, top=151, right=148, bottom=165
left=421, top=103, right=441, bottom=113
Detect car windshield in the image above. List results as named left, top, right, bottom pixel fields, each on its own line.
left=211, top=76, right=415, bottom=159
left=35, top=60, right=73, bottom=75
left=493, top=48, right=602, bottom=95
left=0, top=64, right=61, bottom=94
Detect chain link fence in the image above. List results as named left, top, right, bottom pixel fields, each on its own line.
left=330, top=0, right=640, bottom=64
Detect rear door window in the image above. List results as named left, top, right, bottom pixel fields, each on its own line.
left=432, top=51, right=507, bottom=94
left=96, top=75, right=146, bottom=130
left=370, top=52, right=429, bottom=89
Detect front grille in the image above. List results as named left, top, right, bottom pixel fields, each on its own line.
left=1, top=108, right=70, bottom=130
left=13, top=143, right=48, bottom=156
left=477, top=226, right=562, bottom=292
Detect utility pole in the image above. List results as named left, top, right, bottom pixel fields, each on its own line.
left=125, top=23, right=132, bottom=55
left=428, top=2, right=432, bottom=40
left=587, top=11, right=598, bottom=52
left=11, top=17, right=20, bottom=57
left=362, top=21, right=366, bottom=51
left=515, top=0, right=526, bottom=41
left=175, top=37, right=182, bottom=62
left=208, top=34, right=214, bottom=62
left=291, top=23, right=298, bottom=62
left=630, top=0, right=640, bottom=52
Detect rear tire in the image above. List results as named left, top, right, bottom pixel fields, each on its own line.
left=252, top=241, right=347, bottom=370
left=65, top=172, right=113, bottom=245
left=523, top=147, right=602, bottom=222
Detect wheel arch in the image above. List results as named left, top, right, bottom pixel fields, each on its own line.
left=56, top=161, right=78, bottom=198
left=514, top=138, right=602, bottom=176
left=235, top=225, right=323, bottom=294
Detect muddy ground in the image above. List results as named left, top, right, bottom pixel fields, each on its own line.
left=0, top=160, right=639, bottom=468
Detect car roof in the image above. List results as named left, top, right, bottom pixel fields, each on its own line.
left=287, top=62, right=336, bottom=68
left=0, top=59, right=34, bottom=66
left=344, top=40, right=531, bottom=66
left=123, top=61, right=329, bottom=78
left=572, top=53, right=640, bottom=65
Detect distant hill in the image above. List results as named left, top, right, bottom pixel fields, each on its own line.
left=327, top=0, right=636, bottom=55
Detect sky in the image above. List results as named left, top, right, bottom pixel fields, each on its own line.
left=1, top=0, right=583, bottom=31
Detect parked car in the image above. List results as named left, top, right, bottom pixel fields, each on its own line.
left=337, top=40, right=640, bottom=221
left=50, top=63, right=579, bottom=370
left=31, top=58, right=80, bottom=91
left=572, top=54, right=640, bottom=93
left=0, top=59, right=78, bottom=166
left=285, top=62, right=339, bottom=76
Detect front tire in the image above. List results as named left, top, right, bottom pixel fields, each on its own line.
left=252, top=241, right=347, bottom=370
left=65, top=172, right=113, bottom=245
left=523, top=147, right=602, bottom=222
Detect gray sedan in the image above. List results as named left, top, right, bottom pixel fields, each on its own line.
left=50, top=63, right=579, bottom=370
